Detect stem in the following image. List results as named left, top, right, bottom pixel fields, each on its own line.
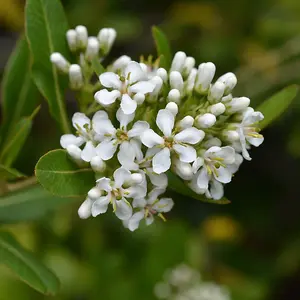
left=7, top=176, right=37, bottom=193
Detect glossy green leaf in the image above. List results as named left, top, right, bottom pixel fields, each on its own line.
left=152, top=26, right=172, bottom=69
left=167, top=172, right=230, bottom=204
left=35, top=149, right=95, bottom=197
left=0, top=231, right=60, bottom=295
left=0, top=37, right=39, bottom=146
left=0, top=184, right=78, bottom=223
left=257, top=85, right=299, bottom=130
left=25, top=0, right=71, bottom=133
left=0, top=165, right=25, bottom=180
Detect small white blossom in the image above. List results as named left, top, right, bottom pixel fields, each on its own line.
left=226, top=97, right=250, bottom=114
left=196, top=113, right=216, bottom=128
left=66, top=29, right=78, bottom=52
left=167, top=89, right=181, bottom=104
left=69, top=64, right=84, bottom=90
left=50, top=53, right=70, bottom=73
left=75, top=25, right=88, bottom=49
left=157, top=67, right=168, bottom=83
left=170, top=71, right=184, bottom=93
left=85, top=37, right=100, bottom=61
left=98, top=28, right=117, bottom=55
left=185, top=68, right=197, bottom=94
left=208, top=81, right=226, bottom=103
left=210, top=103, right=226, bottom=116
left=170, top=51, right=187, bottom=73
left=182, top=56, right=196, bottom=78
left=195, top=62, right=216, bottom=93
left=217, top=72, right=237, bottom=95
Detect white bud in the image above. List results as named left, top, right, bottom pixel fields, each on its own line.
left=112, top=55, right=131, bottom=71
left=185, top=68, right=197, bottom=94
left=217, top=72, right=237, bottom=95
left=66, top=144, right=82, bottom=161
left=50, top=52, right=70, bottom=73
left=169, top=71, right=184, bottom=92
left=148, top=76, right=163, bottom=101
left=88, top=187, right=102, bottom=200
left=174, top=160, right=193, bottom=180
left=178, top=116, right=194, bottom=129
left=210, top=103, right=226, bottom=116
left=223, top=130, right=239, bottom=142
left=167, top=89, right=181, bottom=104
left=85, top=37, right=100, bottom=61
left=90, top=156, right=106, bottom=172
left=66, top=29, right=78, bottom=52
left=203, top=137, right=222, bottom=148
left=195, top=62, right=216, bottom=93
left=139, top=63, right=148, bottom=73
left=130, top=173, right=143, bottom=185
left=78, top=198, right=93, bottom=219
left=226, top=97, right=250, bottom=113
left=165, top=102, right=178, bottom=116
left=133, top=93, right=145, bottom=104
left=69, top=64, right=83, bottom=90
left=221, top=94, right=233, bottom=103
left=196, top=113, right=216, bottom=128
left=75, top=25, right=88, bottom=49
left=156, top=67, right=168, bottom=83
left=170, top=51, right=186, bottom=72
left=182, top=56, right=195, bottom=77
left=208, top=82, right=226, bottom=103
left=98, top=28, right=117, bottom=55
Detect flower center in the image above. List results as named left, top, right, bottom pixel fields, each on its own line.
left=116, top=129, right=128, bottom=142
left=164, top=136, right=174, bottom=148
left=112, top=188, right=122, bottom=200
left=205, top=157, right=225, bottom=177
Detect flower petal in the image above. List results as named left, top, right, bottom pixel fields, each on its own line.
left=128, top=121, right=150, bottom=138
left=128, top=211, right=144, bottom=231
left=81, top=141, right=97, bottom=162
left=196, top=168, right=209, bottom=190
left=60, top=134, right=84, bottom=149
left=153, top=198, right=174, bottom=213
left=217, top=146, right=236, bottom=164
left=72, top=112, right=90, bottom=131
left=173, top=144, right=196, bottom=163
left=174, top=127, right=205, bottom=144
left=147, top=168, right=168, bottom=188
left=99, top=72, right=122, bottom=89
left=117, top=141, right=138, bottom=170
left=238, top=127, right=251, bottom=161
left=92, top=111, right=116, bottom=137
left=125, top=61, right=146, bottom=84
left=153, top=148, right=171, bottom=174
left=247, top=136, right=264, bottom=147
left=132, top=198, right=147, bottom=208
left=92, top=196, right=110, bottom=217
left=94, top=89, right=121, bottom=106
left=131, top=139, right=144, bottom=162
left=145, top=214, right=154, bottom=226
left=141, top=129, right=164, bottom=148
left=125, top=185, right=147, bottom=198
left=209, top=180, right=224, bottom=200
left=116, top=107, right=135, bottom=128
left=115, top=200, right=132, bottom=220
left=96, top=139, right=118, bottom=160
left=156, top=109, right=174, bottom=137
left=96, top=177, right=112, bottom=192
left=192, top=157, right=204, bottom=174
left=121, top=94, right=137, bottom=115
left=227, top=153, right=243, bottom=174
left=130, top=81, right=155, bottom=94
left=214, top=166, right=232, bottom=184
left=113, top=167, right=131, bottom=188
left=243, top=111, right=264, bottom=126
left=147, top=187, right=166, bottom=204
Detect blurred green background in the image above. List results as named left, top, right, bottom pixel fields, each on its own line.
left=1, top=0, right=300, bottom=299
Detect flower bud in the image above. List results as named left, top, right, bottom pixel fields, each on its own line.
left=167, top=89, right=181, bottom=104
left=66, top=29, right=78, bottom=52
left=50, top=52, right=70, bottom=73
left=149, top=76, right=163, bottom=101
left=221, top=94, right=233, bottom=103
left=169, top=71, right=184, bottom=92
left=156, top=67, right=168, bottom=83
left=178, top=116, right=194, bottom=129
left=208, top=82, right=226, bottom=103
left=112, top=55, right=131, bottom=71
left=133, top=93, right=145, bottom=104
left=130, top=173, right=143, bottom=185
left=78, top=198, right=93, bottom=219
left=210, top=103, right=225, bottom=116
left=85, top=37, right=100, bottom=61
left=186, top=68, right=197, bottom=94
left=69, top=64, right=84, bottom=90
left=223, top=130, right=239, bottom=142
left=88, top=187, right=102, bottom=200
left=182, top=56, right=195, bottom=77
left=217, top=72, right=237, bottom=95
left=195, top=62, right=216, bottom=93
left=98, top=28, right=117, bottom=55
left=90, top=156, right=106, bottom=172
left=75, top=25, right=88, bottom=49
left=174, top=160, right=193, bottom=180
left=196, top=113, right=216, bottom=128
left=203, top=137, right=222, bottom=148
left=166, top=102, right=178, bottom=116
left=66, top=144, right=82, bottom=161
left=170, top=51, right=186, bottom=72
left=226, top=97, right=250, bottom=114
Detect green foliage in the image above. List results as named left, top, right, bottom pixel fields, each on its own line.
left=91, top=57, right=105, bottom=76
left=152, top=26, right=172, bottom=69
left=0, top=185, right=77, bottom=223
left=257, top=85, right=299, bottom=130
left=0, top=165, right=25, bottom=180
left=0, top=231, right=60, bottom=295
left=167, top=171, right=231, bottom=204
left=0, top=37, right=40, bottom=147
left=25, top=0, right=71, bottom=133
left=35, top=149, right=95, bottom=197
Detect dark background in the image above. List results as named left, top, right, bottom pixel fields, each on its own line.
left=1, top=0, right=300, bottom=299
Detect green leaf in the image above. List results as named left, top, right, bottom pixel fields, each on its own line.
left=35, top=149, right=95, bottom=197
left=0, top=37, right=39, bottom=147
left=0, top=107, right=40, bottom=167
left=0, top=231, right=60, bottom=295
left=0, top=184, right=77, bottom=223
left=257, top=85, right=299, bottom=130
left=0, top=165, right=25, bottom=180
left=91, top=57, right=105, bottom=76
left=25, top=0, right=71, bottom=133
left=167, top=172, right=230, bottom=204
left=152, top=26, right=172, bottom=69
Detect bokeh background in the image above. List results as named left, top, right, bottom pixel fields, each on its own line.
left=1, top=0, right=300, bottom=299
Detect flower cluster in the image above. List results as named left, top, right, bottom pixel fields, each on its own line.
left=51, top=25, right=264, bottom=231
left=154, top=263, right=231, bottom=300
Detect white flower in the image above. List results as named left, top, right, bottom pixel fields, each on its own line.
left=236, top=108, right=264, bottom=160
left=91, top=168, right=146, bottom=220
left=95, top=61, right=155, bottom=114
left=98, top=28, right=116, bottom=55
left=69, top=64, right=83, bottom=90
left=226, top=97, right=250, bottom=114
left=94, top=108, right=149, bottom=164
left=127, top=187, right=174, bottom=231
left=141, top=106, right=205, bottom=174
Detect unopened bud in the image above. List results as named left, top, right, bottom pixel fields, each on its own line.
left=195, top=62, right=216, bottom=93
left=226, top=97, right=250, bottom=114
left=66, top=144, right=82, bottom=161
left=50, top=52, right=70, bottom=73
left=156, top=67, right=168, bottom=83
left=167, top=89, right=181, bottom=104
left=170, top=51, right=187, bottom=72
left=85, top=37, right=100, bottom=61
left=88, top=187, right=102, bottom=200
left=169, top=71, right=184, bottom=92
left=217, top=72, right=237, bottom=95
left=90, top=156, right=106, bottom=172
left=178, top=116, right=194, bottom=129
left=66, top=29, right=78, bottom=52
left=182, top=56, right=195, bottom=77
left=149, top=76, right=163, bottom=100
left=130, top=173, right=143, bottom=185
left=186, top=68, right=197, bottom=94
left=69, top=64, right=83, bottom=90
left=98, top=28, right=117, bottom=55
left=165, top=102, right=178, bottom=116
left=210, top=103, right=226, bottom=116
left=174, top=160, right=193, bottom=180
left=223, top=130, right=239, bottom=142
left=221, top=94, right=233, bottom=103
left=203, top=137, right=222, bottom=148
left=133, top=93, right=145, bottom=104
left=75, top=25, right=88, bottom=49
left=196, top=113, right=216, bottom=128
left=208, top=82, right=226, bottom=103
left=112, top=55, right=131, bottom=71
left=78, top=198, right=93, bottom=219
